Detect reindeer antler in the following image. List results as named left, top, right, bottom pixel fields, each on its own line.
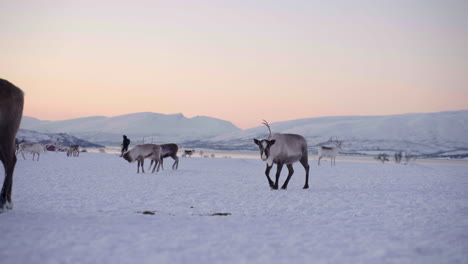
left=330, top=136, right=342, bottom=146
left=262, top=119, right=272, bottom=138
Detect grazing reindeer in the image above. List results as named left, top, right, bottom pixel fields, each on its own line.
left=122, top=144, right=162, bottom=173
left=253, top=120, right=310, bottom=190
left=17, top=142, right=46, bottom=161
left=182, top=149, right=195, bottom=158
left=149, top=143, right=179, bottom=171
left=317, top=137, right=342, bottom=166
left=0, top=79, right=24, bottom=212
left=67, top=145, right=80, bottom=157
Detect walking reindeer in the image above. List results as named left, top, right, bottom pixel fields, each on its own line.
left=253, top=120, right=310, bottom=190
left=17, top=142, right=46, bottom=161
left=317, top=137, right=342, bottom=166
left=0, top=79, right=24, bottom=212
left=149, top=143, right=179, bottom=171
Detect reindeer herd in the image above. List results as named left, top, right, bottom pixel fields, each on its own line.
left=0, top=78, right=344, bottom=212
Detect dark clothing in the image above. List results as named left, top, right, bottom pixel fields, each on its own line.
left=121, top=136, right=130, bottom=155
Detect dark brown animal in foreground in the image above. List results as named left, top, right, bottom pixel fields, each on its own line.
left=0, top=79, right=24, bottom=212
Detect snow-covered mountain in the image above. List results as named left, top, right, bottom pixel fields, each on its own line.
left=21, top=112, right=240, bottom=146
left=16, top=129, right=104, bottom=148
left=184, top=111, right=468, bottom=158
left=20, top=111, right=468, bottom=158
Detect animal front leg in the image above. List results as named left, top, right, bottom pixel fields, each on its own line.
left=264, top=165, right=274, bottom=188
left=281, top=164, right=294, bottom=190
left=148, top=160, right=154, bottom=172
left=172, top=156, right=179, bottom=170
left=151, top=159, right=160, bottom=173
left=273, top=163, right=284, bottom=190
left=158, top=158, right=164, bottom=171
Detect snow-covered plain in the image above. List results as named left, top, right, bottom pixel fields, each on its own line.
left=1, top=152, right=467, bottom=264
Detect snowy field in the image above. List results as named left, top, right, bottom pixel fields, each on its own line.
left=1, top=152, right=467, bottom=264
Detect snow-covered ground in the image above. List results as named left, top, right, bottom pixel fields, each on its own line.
left=1, top=152, right=467, bottom=264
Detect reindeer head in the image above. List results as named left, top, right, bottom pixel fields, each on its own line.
left=253, top=119, right=276, bottom=161
left=330, top=137, right=343, bottom=149
left=122, top=151, right=133, bottom=162
left=253, top=139, right=276, bottom=161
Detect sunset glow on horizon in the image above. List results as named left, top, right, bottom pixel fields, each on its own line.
left=1, top=0, right=467, bottom=129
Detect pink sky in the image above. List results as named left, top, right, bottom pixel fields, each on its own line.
left=1, top=0, right=467, bottom=129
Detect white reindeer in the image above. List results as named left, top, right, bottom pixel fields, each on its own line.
left=253, top=120, right=310, bottom=190
left=122, top=144, right=162, bottom=173
left=17, top=142, right=46, bottom=161
left=0, top=79, right=24, bottom=211
left=317, top=137, right=342, bottom=166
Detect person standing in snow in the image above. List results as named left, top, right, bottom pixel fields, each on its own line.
left=121, top=135, right=130, bottom=157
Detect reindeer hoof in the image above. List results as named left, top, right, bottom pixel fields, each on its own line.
left=303, top=185, right=309, bottom=189
left=0, top=200, right=13, bottom=212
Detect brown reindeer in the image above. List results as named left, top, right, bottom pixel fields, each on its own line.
left=0, top=79, right=24, bottom=212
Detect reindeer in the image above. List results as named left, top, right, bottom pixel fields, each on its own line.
left=182, top=149, right=195, bottom=158
left=253, top=120, right=310, bottom=190
left=17, top=142, right=46, bottom=161
left=122, top=144, right=162, bottom=173
left=67, top=145, right=80, bottom=157
left=317, top=137, right=342, bottom=166
left=149, top=143, right=179, bottom=171
left=0, top=79, right=24, bottom=211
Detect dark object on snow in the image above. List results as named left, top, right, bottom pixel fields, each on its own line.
left=211, top=213, right=231, bottom=216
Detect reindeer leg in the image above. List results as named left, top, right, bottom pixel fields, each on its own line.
left=273, top=163, right=283, bottom=190
left=0, top=153, right=16, bottom=211
left=152, top=159, right=160, bottom=173
left=172, top=156, right=179, bottom=170
left=318, top=156, right=321, bottom=166
left=137, top=160, right=141, bottom=173
left=148, top=160, right=154, bottom=171
left=281, top=164, right=294, bottom=190
left=157, top=158, right=161, bottom=172
left=300, top=158, right=310, bottom=189
left=141, top=160, right=145, bottom=173
left=265, top=164, right=274, bottom=188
